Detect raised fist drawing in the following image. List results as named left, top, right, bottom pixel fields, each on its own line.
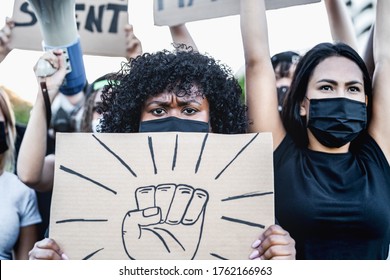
left=121, top=184, right=209, bottom=259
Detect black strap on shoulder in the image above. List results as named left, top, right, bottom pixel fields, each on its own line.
left=40, top=81, right=52, bottom=129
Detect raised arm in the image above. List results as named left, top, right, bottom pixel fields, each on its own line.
left=124, top=24, right=143, bottom=60
left=362, top=24, right=375, bottom=78
left=369, top=0, right=390, bottom=162
left=324, top=0, right=358, bottom=51
left=17, top=50, right=67, bottom=192
left=169, top=24, right=198, bottom=51
left=240, top=0, right=285, bottom=148
left=0, top=17, right=14, bottom=63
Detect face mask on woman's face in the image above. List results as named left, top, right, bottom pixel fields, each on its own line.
left=307, top=98, right=367, bottom=148
left=139, top=117, right=209, bottom=133
left=0, top=122, right=8, bottom=153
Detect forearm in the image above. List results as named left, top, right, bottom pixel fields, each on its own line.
left=17, top=91, right=51, bottom=189
left=169, top=24, right=198, bottom=51
left=0, top=18, right=14, bottom=63
left=240, top=0, right=284, bottom=142
left=324, top=0, right=358, bottom=50
left=14, top=225, right=39, bottom=260
left=369, top=0, right=390, bottom=162
left=374, top=1, right=390, bottom=63
left=362, top=24, right=374, bottom=78
left=240, top=0, right=270, bottom=67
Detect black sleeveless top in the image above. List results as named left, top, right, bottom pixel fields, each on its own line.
left=274, top=133, right=390, bottom=259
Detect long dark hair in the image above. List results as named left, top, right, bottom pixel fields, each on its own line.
left=282, top=42, right=372, bottom=148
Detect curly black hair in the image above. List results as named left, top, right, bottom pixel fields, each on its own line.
left=99, top=48, right=247, bottom=134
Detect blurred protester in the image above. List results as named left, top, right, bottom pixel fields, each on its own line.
left=0, top=88, right=41, bottom=260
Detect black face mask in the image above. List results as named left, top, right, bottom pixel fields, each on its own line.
left=0, top=122, right=9, bottom=154
left=307, top=98, right=367, bottom=148
left=139, top=117, right=209, bottom=133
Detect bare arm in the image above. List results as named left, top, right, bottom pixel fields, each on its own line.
left=124, top=24, right=143, bottom=60
left=369, top=0, right=390, bottom=162
left=362, top=24, right=375, bottom=78
left=324, top=0, right=358, bottom=51
left=169, top=24, right=198, bottom=51
left=240, top=0, right=285, bottom=149
left=13, top=225, right=39, bottom=260
left=17, top=50, right=67, bottom=192
left=0, top=17, right=14, bottom=63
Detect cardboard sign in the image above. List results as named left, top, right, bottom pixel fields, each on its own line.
left=50, top=132, right=274, bottom=260
left=154, top=0, right=321, bottom=26
left=10, top=0, right=129, bottom=57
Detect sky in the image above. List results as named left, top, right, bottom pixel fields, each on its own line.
left=0, top=0, right=332, bottom=103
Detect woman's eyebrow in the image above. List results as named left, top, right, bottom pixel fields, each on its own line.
left=144, top=100, right=170, bottom=106
left=316, top=79, right=363, bottom=86
left=316, top=79, right=338, bottom=85
left=176, top=99, right=202, bottom=106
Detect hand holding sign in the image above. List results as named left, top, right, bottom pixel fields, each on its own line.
left=121, top=184, right=209, bottom=259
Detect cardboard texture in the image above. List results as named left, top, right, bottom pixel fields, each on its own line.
left=50, top=132, right=274, bottom=260
left=154, top=0, right=321, bottom=26
left=10, top=0, right=129, bottom=57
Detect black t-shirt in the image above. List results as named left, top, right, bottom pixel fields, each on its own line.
left=274, top=133, right=390, bottom=259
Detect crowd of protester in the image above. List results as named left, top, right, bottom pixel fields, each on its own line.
left=1, top=0, right=389, bottom=260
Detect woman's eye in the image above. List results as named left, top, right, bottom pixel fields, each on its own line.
left=183, top=108, right=198, bottom=115
left=151, top=108, right=166, bottom=116
left=348, top=86, right=360, bottom=93
left=320, top=85, right=333, bottom=91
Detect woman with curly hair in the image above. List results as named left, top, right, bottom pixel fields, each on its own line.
left=99, top=47, right=247, bottom=135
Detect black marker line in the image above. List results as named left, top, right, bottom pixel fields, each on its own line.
left=56, top=219, right=108, bottom=224
left=92, top=134, right=137, bottom=177
left=148, top=136, right=158, bottom=174
left=143, top=228, right=170, bottom=252
left=82, top=248, right=104, bottom=260
left=59, top=165, right=117, bottom=195
left=210, top=253, right=228, bottom=260
left=153, top=227, right=185, bottom=251
left=172, top=134, right=178, bottom=171
left=195, top=133, right=209, bottom=173
left=221, top=216, right=265, bottom=229
left=215, top=133, right=259, bottom=180
left=221, top=191, right=274, bottom=202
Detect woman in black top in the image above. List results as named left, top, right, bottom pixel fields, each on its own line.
left=242, top=0, right=390, bottom=259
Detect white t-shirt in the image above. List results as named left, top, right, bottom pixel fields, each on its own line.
left=0, top=171, right=42, bottom=260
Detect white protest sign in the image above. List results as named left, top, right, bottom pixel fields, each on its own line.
left=154, top=0, right=321, bottom=26
left=10, top=0, right=129, bottom=57
left=50, top=132, right=274, bottom=260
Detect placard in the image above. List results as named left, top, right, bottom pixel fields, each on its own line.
left=154, top=0, right=321, bottom=26
left=10, top=0, right=129, bottom=57
left=50, top=132, right=274, bottom=260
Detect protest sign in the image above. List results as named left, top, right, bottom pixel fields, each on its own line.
left=154, top=0, right=321, bottom=26
left=10, top=0, right=128, bottom=57
left=50, top=132, right=274, bottom=260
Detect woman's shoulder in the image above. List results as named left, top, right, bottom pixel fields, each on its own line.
left=1, top=171, right=36, bottom=196
left=273, top=134, right=298, bottom=165
left=357, top=133, right=390, bottom=169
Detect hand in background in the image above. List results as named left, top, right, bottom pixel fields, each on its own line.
left=0, top=17, right=14, bottom=63
left=124, top=24, right=143, bottom=60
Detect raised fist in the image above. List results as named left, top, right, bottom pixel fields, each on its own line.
left=121, top=184, right=209, bottom=259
